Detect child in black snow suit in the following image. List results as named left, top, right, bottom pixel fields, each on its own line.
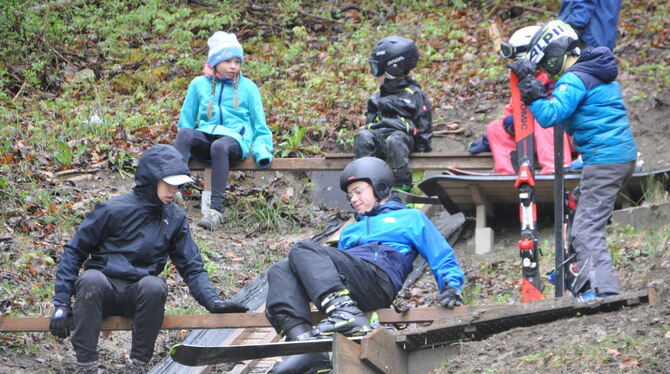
left=354, top=36, right=432, bottom=191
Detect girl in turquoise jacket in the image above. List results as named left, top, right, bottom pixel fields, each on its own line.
left=174, top=31, right=273, bottom=230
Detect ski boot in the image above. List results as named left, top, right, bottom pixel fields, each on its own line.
left=270, top=324, right=331, bottom=374
left=312, top=289, right=372, bottom=337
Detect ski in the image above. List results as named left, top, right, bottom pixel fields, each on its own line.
left=510, top=71, right=543, bottom=302
left=170, top=336, right=363, bottom=366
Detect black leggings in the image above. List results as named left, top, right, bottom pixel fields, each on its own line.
left=174, top=128, right=242, bottom=212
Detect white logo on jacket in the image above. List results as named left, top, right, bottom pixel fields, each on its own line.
left=382, top=217, right=396, bottom=223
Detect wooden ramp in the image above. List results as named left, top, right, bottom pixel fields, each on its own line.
left=418, top=169, right=670, bottom=237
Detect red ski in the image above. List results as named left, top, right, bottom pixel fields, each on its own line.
left=510, top=72, right=543, bottom=302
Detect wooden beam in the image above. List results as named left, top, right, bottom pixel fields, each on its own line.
left=332, top=334, right=377, bottom=374
left=360, top=328, right=408, bottom=374
left=1, top=306, right=495, bottom=333
left=397, top=288, right=651, bottom=350
left=189, top=153, right=493, bottom=172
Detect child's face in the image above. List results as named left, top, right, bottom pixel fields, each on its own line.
left=215, top=58, right=242, bottom=80
left=346, top=181, right=377, bottom=214
left=157, top=180, right=179, bottom=204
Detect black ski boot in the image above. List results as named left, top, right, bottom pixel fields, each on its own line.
left=312, top=289, right=372, bottom=337
left=270, top=324, right=331, bottom=374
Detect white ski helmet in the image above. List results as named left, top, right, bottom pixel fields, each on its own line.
left=527, top=20, right=581, bottom=77
left=500, top=25, right=541, bottom=60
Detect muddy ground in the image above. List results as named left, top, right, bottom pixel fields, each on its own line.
left=2, top=83, right=670, bottom=374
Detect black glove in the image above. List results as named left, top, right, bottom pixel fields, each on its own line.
left=503, top=115, right=515, bottom=136
left=507, top=59, right=538, bottom=81
left=517, top=75, right=548, bottom=105
left=49, top=305, right=71, bottom=338
left=205, top=298, right=249, bottom=313
left=437, top=286, right=463, bottom=308
left=568, top=23, right=584, bottom=37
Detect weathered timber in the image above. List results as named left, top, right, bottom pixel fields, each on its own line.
left=189, top=152, right=493, bottom=172
left=0, top=306, right=495, bottom=333
left=396, top=288, right=651, bottom=350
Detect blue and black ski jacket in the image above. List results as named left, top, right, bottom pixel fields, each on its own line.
left=337, top=197, right=464, bottom=293
left=530, top=47, right=637, bottom=165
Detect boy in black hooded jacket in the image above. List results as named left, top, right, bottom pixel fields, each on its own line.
left=354, top=36, right=432, bottom=191
left=49, top=144, right=247, bottom=373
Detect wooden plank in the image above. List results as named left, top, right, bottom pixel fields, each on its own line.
left=332, top=333, right=377, bottom=374
left=360, top=328, right=408, bottom=374
left=419, top=169, right=670, bottom=212
left=397, top=288, right=650, bottom=350
left=189, top=153, right=493, bottom=172
left=0, top=306, right=495, bottom=333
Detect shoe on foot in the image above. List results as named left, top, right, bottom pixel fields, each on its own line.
left=271, top=324, right=332, bottom=374
left=126, top=358, right=150, bottom=374
left=393, top=185, right=413, bottom=193
left=74, top=361, right=101, bottom=374
left=312, top=289, right=372, bottom=337
left=173, top=191, right=186, bottom=208
left=197, top=209, right=223, bottom=230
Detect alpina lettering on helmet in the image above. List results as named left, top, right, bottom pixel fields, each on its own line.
left=527, top=20, right=580, bottom=77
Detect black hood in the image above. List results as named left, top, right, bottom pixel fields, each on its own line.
left=566, top=47, right=618, bottom=89
left=133, top=144, right=190, bottom=206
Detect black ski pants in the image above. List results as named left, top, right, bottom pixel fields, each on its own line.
left=354, top=128, right=414, bottom=186
left=265, top=240, right=396, bottom=334
left=71, top=269, right=167, bottom=364
left=174, top=128, right=242, bottom=212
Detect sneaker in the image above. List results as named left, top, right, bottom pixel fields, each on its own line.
left=74, top=361, right=101, bottom=374
left=574, top=290, right=618, bottom=302
left=126, top=358, right=150, bottom=374
left=573, top=290, right=596, bottom=302
left=174, top=191, right=185, bottom=208
left=393, top=185, right=413, bottom=193
left=197, top=209, right=223, bottom=230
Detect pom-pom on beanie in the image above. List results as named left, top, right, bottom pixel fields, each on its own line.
left=207, top=31, right=244, bottom=68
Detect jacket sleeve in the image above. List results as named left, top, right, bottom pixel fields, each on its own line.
left=558, top=0, right=596, bottom=29
left=530, top=74, right=586, bottom=129
left=249, top=83, right=274, bottom=168
left=366, top=91, right=380, bottom=124
left=53, top=203, right=112, bottom=306
left=169, top=218, right=218, bottom=306
left=177, top=78, right=202, bottom=130
left=411, top=212, right=464, bottom=292
left=414, top=89, right=433, bottom=153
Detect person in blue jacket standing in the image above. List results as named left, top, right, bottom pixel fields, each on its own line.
left=174, top=31, right=273, bottom=231
left=509, top=20, right=638, bottom=302
left=49, top=144, right=248, bottom=374
left=558, top=0, right=621, bottom=50
left=264, top=157, right=465, bottom=373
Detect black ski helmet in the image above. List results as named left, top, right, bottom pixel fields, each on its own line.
left=527, top=20, right=581, bottom=77
left=368, top=36, right=419, bottom=77
left=340, top=157, right=394, bottom=200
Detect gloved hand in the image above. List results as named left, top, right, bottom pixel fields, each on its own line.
left=368, top=118, right=416, bottom=135
left=49, top=305, right=71, bottom=338
left=568, top=23, right=584, bottom=37
left=205, top=298, right=249, bottom=313
left=437, top=286, right=463, bottom=308
left=508, top=59, right=538, bottom=81
left=517, top=75, right=547, bottom=105
left=503, top=115, right=515, bottom=136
